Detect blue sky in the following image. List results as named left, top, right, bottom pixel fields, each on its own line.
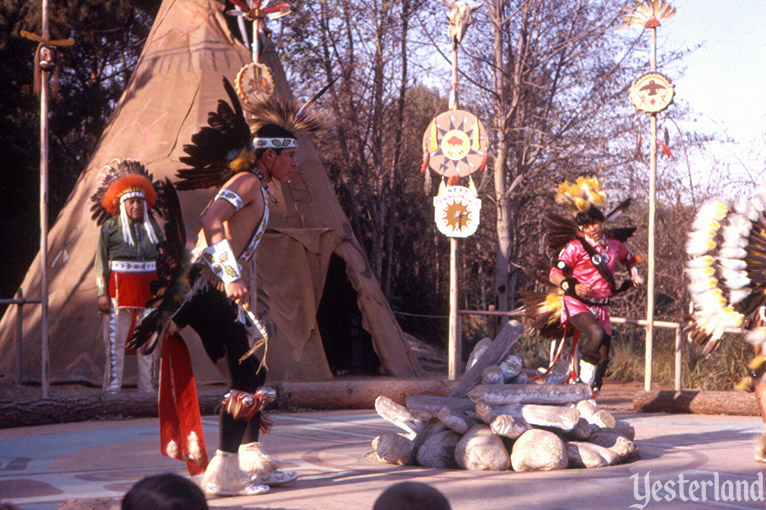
left=654, top=0, right=766, bottom=176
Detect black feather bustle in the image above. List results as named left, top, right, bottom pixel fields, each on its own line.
left=128, top=181, right=193, bottom=353
left=606, top=227, right=637, bottom=242
left=175, top=77, right=253, bottom=190
left=605, top=198, right=632, bottom=222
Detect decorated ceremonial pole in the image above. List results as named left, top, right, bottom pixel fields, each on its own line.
left=39, top=0, right=51, bottom=398
left=22, top=4, right=73, bottom=398
left=422, top=2, right=485, bottom=379
left=621, top=0, right=675, bottom=391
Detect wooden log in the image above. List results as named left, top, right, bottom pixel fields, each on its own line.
left=405, top=395, right=477, bottom=420
left=575, top=399, right=616, bottom=429
left=633, top=390, right=760, bottom=416
left=469, top=383, right=591, bottom=406
left=466, top=338, right=492, bottom=371
left=451, top=321, right=525, bottom=398
left=499, top=353, right=522, bottom=382
left=477, top=403, right=581, bottom=432
left=275, top=378, right=457, bottom=409
left=411, top=320, right=525, bottom=451
left=437, top=406, right=477, bottom=434
left=374, top=396, right=423, bottom=439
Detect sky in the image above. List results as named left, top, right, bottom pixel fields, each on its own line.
left=652, top=0, right=766, bottom=180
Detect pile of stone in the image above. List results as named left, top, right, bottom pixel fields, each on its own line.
left=370, top=321, right=638, bottom=472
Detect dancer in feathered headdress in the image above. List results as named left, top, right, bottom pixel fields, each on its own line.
left=131, top=77, right=323, bottom=496
left=91, top=158, right=165, bottom=394
left=521, top=176, right=643, bottom=395
left=684, top=188, right=766, bottom=463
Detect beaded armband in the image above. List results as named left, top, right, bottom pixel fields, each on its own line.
left=200, top=239, right=241, bottom=283
left=214, top=189, right=244, bottom=211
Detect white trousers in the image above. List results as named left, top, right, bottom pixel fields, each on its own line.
left=102, top=303, right=154, bottom=392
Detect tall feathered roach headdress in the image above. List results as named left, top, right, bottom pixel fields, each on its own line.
left=685, top=187, right=766, bottom=357
left=89, top=158, right=161, bottom=246
left=547, top=176, right=635, bottom=254
left=176, top=77, right=325, bottom=190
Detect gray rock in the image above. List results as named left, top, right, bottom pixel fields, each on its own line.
left=499, top=353, right=523, bottom=382
left=490, top=414, right=530, bottom=439
left=371, top=432, right=415, bottom=465
left=510, top=371, right=529, bottom=384
left=612, top=419, right=636, bottom=440
left=416, top=429, right=461, bottom=469
left=455, top=425, right=511, bottom=471
left=567, top=441, right=620, bottom=468
left=482, top=365, right=504, bottom=385
left=511, top=429, right=568, bottom=472
left=588, top=431, right=639, bottom=461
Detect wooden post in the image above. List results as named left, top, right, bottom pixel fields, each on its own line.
left=643, top=25, right=659, bottom=393
left=39, top=0, right=51, bottom=399
left=448, top=237, right=460, bottom=379
left=15, top=288, right=23, bottom=386
left=674, top=324, right=682, bottom=391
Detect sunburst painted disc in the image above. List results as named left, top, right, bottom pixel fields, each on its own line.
left=422, top=110, right=488, bottom=177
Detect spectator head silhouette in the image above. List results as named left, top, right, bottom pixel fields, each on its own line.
left=373, top=481, right=451, bottom=510
left=122, top=473, right=207, bottom=510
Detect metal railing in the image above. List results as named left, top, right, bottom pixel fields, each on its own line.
left=0, top=289, right=42, bottom=386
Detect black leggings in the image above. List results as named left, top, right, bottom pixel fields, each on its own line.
left=174, top=286, right=266, bottom=453
left=568, top=312, right=611, bottom=389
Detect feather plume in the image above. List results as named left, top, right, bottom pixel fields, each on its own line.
left=685, top=235, right=717, bottom=257
left=245, top=95, right=324, bottom=137
left=604, top=198, right=632, bottom=222
left=176, top=77, right=254, bottom=190
left=686, top=255, right=715, bottom=269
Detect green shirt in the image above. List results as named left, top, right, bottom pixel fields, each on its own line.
left=94, top=215, right=163, bottom=297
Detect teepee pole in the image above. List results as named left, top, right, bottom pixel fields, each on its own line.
left=39, top=0, right=51, bottom=398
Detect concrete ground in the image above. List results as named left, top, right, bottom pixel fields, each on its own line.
left=2, top=407, right=766, bottom=510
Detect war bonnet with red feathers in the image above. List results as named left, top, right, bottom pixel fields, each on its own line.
left=90, top=158, right=161, bottom=246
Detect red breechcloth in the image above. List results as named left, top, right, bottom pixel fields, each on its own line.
left=109, top=270, right=156, bottom=307
left=159, top=332, right=208, bottom=476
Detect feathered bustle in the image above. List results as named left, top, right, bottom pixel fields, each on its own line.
left=684, top=186, right=766, bottom=354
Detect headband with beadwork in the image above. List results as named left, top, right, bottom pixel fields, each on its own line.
left=252, top=137, right=298, bottom=150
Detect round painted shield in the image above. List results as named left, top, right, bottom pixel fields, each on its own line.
left=629, top=71, right=674, bottom=114
left=236, top=62, right=275, bottom=105
left=433, top=183, right=481, bottom=238
left=422, top=110, right=488, bottom=177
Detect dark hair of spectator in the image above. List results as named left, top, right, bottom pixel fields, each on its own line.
left=122, top=473, right=208, bottom=510
left=373, top=481, right=451, bottom=510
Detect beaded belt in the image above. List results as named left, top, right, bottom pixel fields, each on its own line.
left=110, top=260, right=156, bottom=272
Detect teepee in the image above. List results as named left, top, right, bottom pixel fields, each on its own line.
left=0, top=0, right=422, bottom=386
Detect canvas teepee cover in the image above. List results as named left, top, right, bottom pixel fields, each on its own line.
left=0, top=0, right=422, bottom=385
